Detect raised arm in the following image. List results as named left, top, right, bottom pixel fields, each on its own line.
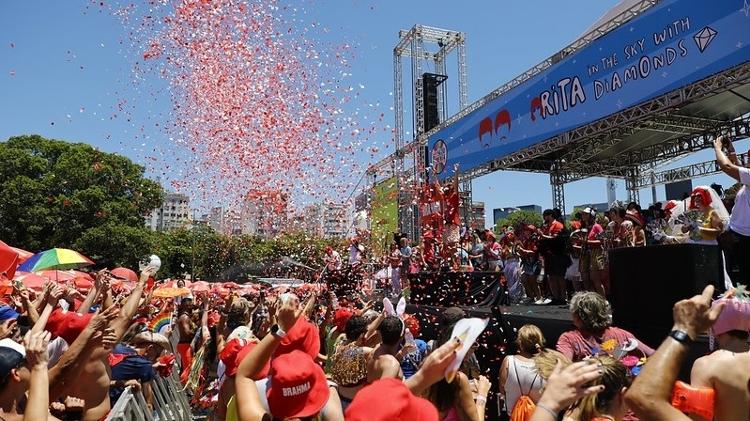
left=235, top=296, right=302, bottom=421
left=78, top=270, right=108, bottom=314
left=714, top=136, right=742, bottom=181
left=364, top=310, right=386, bottom=342
left=30, top=284, right=64, bottom=334
left=23, top=331, right=51, bottom=421
left=110, top=268, right=154, bottom=339
left=625, top=285, right=724, bottom=421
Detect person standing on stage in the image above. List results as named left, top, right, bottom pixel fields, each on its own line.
left=576, top=207, right=606, bottom=296
left=608, top=205, right=634, bottom=248
left=714, top=135, right=749, bottom=286
left=538, top=209, right=569, bottom=305
left=388, top=243, right=402, bottom=296
left=518, top=225, right=545, bottom=305
left=324, top=246, right=342, bottom=272
left=484, top=230, right=502, bottom=272
left=349, top=237, right=364, bottom=267
left=399, top=237, right=412, bottom=289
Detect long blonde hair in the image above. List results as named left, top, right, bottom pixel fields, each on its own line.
left=572, top=355, right=630, bottom=421
left=516, top=324, right=546, bottom=355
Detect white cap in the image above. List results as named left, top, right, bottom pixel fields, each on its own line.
left=0, top=338, right=25, bottom=358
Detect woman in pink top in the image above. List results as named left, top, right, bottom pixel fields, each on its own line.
left=556, top=292, right=655, bottom=362
left=574, top=207, right=606, bottom=295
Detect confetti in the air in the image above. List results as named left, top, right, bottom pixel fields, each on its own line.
left=91, top=0, right=391, bottom=220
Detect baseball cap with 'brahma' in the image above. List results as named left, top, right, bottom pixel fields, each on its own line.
left=265, top=350, right=329, bottom=419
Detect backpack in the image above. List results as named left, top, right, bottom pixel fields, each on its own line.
left=509, top=357, right=540, bottom=421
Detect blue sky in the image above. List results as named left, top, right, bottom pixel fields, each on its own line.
left=1, top=0, right=746, bottom=227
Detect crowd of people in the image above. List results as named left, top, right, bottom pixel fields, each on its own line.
left=352, top=136, right=749, bottom=305
left=0, top=261, right=747, bottom=421
left=0, top=138, right=746, bottom=420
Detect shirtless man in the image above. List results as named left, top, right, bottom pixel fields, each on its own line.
left=176, top=296, right=196, bottom=382
left=366, top=316, right=405, bottom=383
left=689, top=294, right=750, bottom=421
left=65, top=268, right=154, bottom=421
left=626, top=285, right=748, bottom=421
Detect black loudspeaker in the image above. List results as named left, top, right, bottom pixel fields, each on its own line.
left=608, top=244, right=723, bottom=348
left=422, top=73, right=447, bottom=133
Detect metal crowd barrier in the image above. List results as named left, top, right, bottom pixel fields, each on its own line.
left=106, top=372, right=193, bottom=421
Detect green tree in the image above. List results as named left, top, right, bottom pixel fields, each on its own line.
left=0, top=135, right=163, bottom=264
left=494, top=210, right=543, bottom=232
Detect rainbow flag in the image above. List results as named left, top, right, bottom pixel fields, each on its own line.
left=149, top=313, right=173, bottom=335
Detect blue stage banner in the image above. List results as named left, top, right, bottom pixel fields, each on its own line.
left=427, top=0, right=750, bottom=179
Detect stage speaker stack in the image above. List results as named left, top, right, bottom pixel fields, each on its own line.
left=608, top=243, right=724, bottom=348
left=422, top=73, right=447, bottom=133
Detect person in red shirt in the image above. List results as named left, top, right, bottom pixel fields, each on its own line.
left=538, top=209, right=570, bottom=305
left=518, top=225, right=543, bottom=304
left=483, top=231, right=502, bottom=272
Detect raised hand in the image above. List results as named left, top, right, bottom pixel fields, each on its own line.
left=24, top=330, right=51, bottom=369
left=672, top=285, right=725, bottom=340
left=100, top=327, right=118, bottom=350
left=49, top=284, right=65, bottom=305
left=276, top=294, right=302, bottom=332
left=536, top=360, right=604, bottom=414
left=89, top=305, right=120, bottom=331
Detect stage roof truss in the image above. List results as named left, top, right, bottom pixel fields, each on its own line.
left=632, top=151, right=749, bottom=189
left=549, top=115, right=750, bottom=184
left=458, top=60, right=750, bottom=184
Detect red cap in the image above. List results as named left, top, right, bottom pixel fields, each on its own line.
left=333, top=307, right=354, bottom=333
left=45, top=309, right=93, bottom=345
left=274, top=318, right=320, bottom=359
left=219, top=339, right=269, bottom=379
left=345, top=378, right=438, bottom=421
left=266, top=350, right=329, bottom=419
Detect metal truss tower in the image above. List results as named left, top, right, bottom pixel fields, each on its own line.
left=393, top=25, right=467, bottom=237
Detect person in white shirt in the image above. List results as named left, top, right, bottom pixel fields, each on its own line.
left=348, top=238, right=364, bottom=266
left=714, top=135, right=750, bottom=286
left=323, top=246, right=342, bottom=272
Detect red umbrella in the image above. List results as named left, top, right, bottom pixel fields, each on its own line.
left=73, top=276, right=93, bottom=290
left=14, top=272, right=46, bottom=291
left=111, top=267, right=138, bottom=282
left=0, top=241, right=20, bottom=280
left=10, top=247, right=33, bottom=264
left=222, top=282, right=240, bottom=290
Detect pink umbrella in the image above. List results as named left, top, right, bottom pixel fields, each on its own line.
left=111, top=267, right=138, bottom=282
left=210, top=284, right=229, bottom=297
left=13, top=272, right=46, bottom=291
left=38, top=270, right=93, bottom=282
left=222, top=282, right=240, bottom=290
left=189, top=281, right=210, bottom=293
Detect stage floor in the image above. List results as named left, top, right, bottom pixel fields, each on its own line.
left=497, top=304, right=572, bottom=322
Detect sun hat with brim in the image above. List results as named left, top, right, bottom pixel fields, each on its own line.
left=345, top=378, right=438, bottom=421
left=0, top=305, right=19, bottom=322
left=711, top=297, right=750, bottom=336
left=266, top=350, right=329, bottom=419
left=0, top=339, right=25, bottom=382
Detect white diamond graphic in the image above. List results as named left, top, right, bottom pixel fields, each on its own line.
left=693, top=26, right=718, bottom=52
